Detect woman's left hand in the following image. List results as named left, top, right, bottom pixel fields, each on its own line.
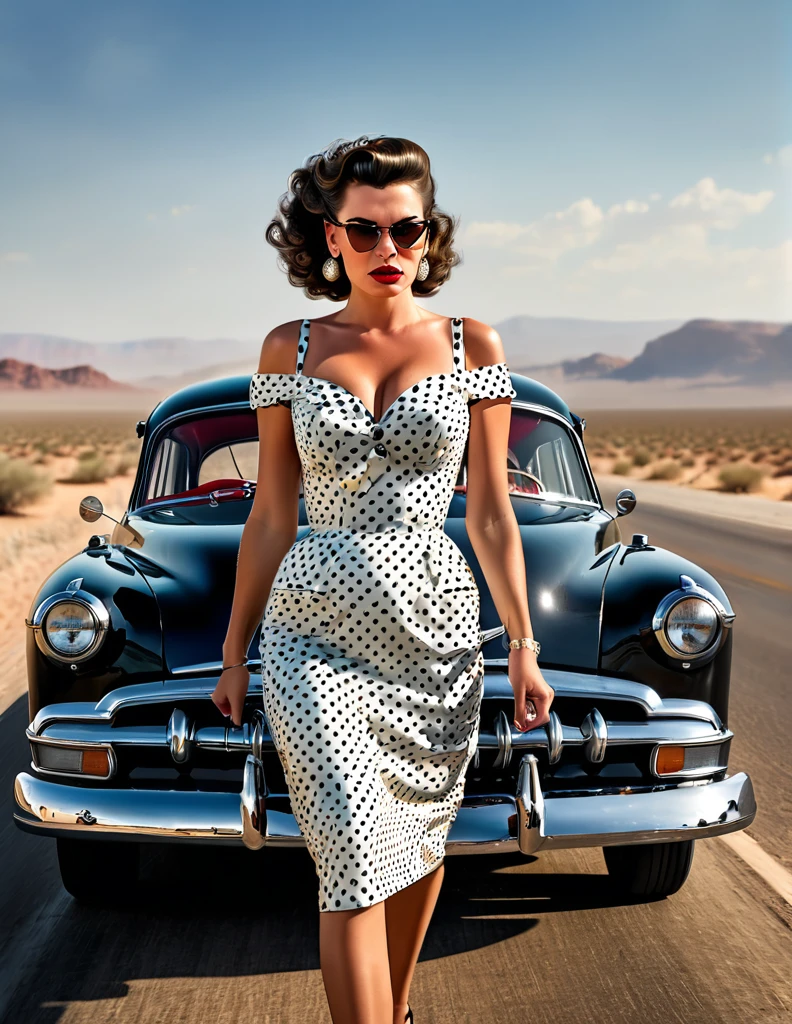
left=509, top=648, right=555, bottom=731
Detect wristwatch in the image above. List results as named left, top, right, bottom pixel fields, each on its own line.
left=507, top=636, right=541, bottom=656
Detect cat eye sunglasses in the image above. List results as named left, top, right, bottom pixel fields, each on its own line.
left=324, top=217, right=432, bottom=253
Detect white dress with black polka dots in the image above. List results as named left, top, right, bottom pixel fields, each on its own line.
left=249, top=316, right=516, bottom=912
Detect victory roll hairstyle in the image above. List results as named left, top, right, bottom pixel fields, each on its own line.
left=265, top=135, right=461, bottom=301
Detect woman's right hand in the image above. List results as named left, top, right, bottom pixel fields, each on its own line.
left=210, top=665, right=251, bottom=727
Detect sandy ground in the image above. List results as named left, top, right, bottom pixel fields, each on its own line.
left=596, top=472, right=792, bottom=531
left=590, top=453, right=792, bottom=503
left=0, top=455, right=133, bottom=718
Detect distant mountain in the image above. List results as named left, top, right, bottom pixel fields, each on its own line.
left=0, top=358, right=134, bottom=390
left=493, top=315, right=684, bottom=363
left=608, top=319, right=791, bottom=383
left=560, top=352, right=630, bottom=377
left=0, top=333, right=259, bottom=381
left=522, top=319, right=791, bottom=385
left=0, top=317, right=683, bottom=385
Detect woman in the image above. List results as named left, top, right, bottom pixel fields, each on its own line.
left=212, top=135, right=554, bottom=1024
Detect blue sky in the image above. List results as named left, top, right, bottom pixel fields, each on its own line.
left=1, top=0, right=790, bottom=342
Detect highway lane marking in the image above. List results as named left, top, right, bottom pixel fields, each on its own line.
left=719, top=831, right=792, bottom=906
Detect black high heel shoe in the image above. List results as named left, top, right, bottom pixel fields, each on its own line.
left=404, top=1007, right=414, bottom=1023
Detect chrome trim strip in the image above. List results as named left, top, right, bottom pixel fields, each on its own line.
left=29, top=669, right=725, bottom=736
left=32, top=710, right=729, bottom=754
left=13, top=769, right=756, bottom=850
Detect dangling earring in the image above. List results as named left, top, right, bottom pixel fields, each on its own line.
left=416, top=256, right=430, bottom=282
left=322, top=256, right=340, bottom=282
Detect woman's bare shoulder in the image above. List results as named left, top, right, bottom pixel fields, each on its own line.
left=256, top=319, right=304, bottom=375
left=460, top=317, right=507, bottom=369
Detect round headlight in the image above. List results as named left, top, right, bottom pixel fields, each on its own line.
left=652, top=574, right=734, bottom=662
left=44, top=600, right=99, bottom=656
left=664, top=597, right=719, bottom=655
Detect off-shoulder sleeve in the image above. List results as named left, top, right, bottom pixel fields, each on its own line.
left=249, top=372, right=303, bottom=409
left=462, top=362, right=516, bottom=404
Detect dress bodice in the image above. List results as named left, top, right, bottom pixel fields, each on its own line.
left=249, top=316, right=516, bottom=533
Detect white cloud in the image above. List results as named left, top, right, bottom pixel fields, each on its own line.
left=762, top=144, right=792, bottom=168
left=170, top=205, right=195, bottom=217
left=464, top=176, right=788, bottom=317
left=667, top=177, right=773, bottom=230
left=1, top=251, right=31, bottom=263
left=464, top=177, right=776, bottom=271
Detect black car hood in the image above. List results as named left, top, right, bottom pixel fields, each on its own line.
left=123, top=498, right=620, bottom=673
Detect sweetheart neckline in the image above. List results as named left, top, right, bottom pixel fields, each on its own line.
left=251, top=362, right=511, bottom=425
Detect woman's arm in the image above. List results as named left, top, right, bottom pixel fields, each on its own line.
left=211, top=321, right=304, bottom=726
left=463, top=319, right=555, bottom=731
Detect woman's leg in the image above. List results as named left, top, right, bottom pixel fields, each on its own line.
left=384, top=860, right=446, bottom=1024
left=319, top=901, right=393, bottom=1024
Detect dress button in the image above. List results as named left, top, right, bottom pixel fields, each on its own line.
left=373, top=443, right=387, bottom=457
left=371, top=426, right=384, bottom=440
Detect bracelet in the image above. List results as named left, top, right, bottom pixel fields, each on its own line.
left=507, top=636, right=541, bottom=656
left=222, top=658, right=249, bottom=671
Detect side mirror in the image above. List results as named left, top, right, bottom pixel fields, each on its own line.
left=79, top=495, right=120, bottom=525
left=614, top=488, right=637, bottom=517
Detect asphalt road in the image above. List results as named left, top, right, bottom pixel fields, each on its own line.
left=598, top=480, right=792, bottom=872
left=2, top=493, right=790, bottom=1023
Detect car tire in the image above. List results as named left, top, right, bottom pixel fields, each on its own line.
left=603, top=839, right=695, bottom=898
left=56, top=837, right=140, bottom=905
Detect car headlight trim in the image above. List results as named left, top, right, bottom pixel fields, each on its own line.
left=28, top=588, right=110, bottom=664
left=652, top=574, right=735, bottom=661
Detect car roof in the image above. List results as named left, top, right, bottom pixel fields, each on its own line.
left=144, top=372, right=575, bottom=435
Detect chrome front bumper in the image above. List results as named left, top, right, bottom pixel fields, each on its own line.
left=14, top=758, right=756, bottom=853
left=14, top=670, right=757, bottom=852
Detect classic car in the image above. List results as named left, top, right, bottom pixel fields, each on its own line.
left=13, top=369, right=757, bottom=905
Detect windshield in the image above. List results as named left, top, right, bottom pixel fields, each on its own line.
left=140, top=405, right=595, bottom=507
left=507, top=408, right=595, bottom=503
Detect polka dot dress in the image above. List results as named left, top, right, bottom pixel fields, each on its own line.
left=249, top=316, right=516, bottom=912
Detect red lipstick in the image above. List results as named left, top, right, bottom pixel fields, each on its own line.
left=369, top=265, right=403, bottom=284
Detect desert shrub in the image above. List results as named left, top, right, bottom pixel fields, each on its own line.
left=680, top=455, right=695, bottom=467
left=0, top=453, right=53, bottom=513
left=65, top=454, right=110, bottom=483
left=705, top=454, right=719, bottom=466
left=612, top=459, right=633, bottom=475
left=631, top=447, right=652, bottom=467
left=648, top=460, right=682, bottom=481
left=772, top=461, right=792, bottom=478
left=717, top=464, right=764, bottom=494
left=113, top=454, right=136, bottom=476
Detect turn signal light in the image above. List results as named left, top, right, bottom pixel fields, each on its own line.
left=33, top=743, right=112, bottom=778
left=656, top=746, right=686, bottom=774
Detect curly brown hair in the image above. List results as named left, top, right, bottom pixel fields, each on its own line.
left=265, top=134, right=461, bottom=301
